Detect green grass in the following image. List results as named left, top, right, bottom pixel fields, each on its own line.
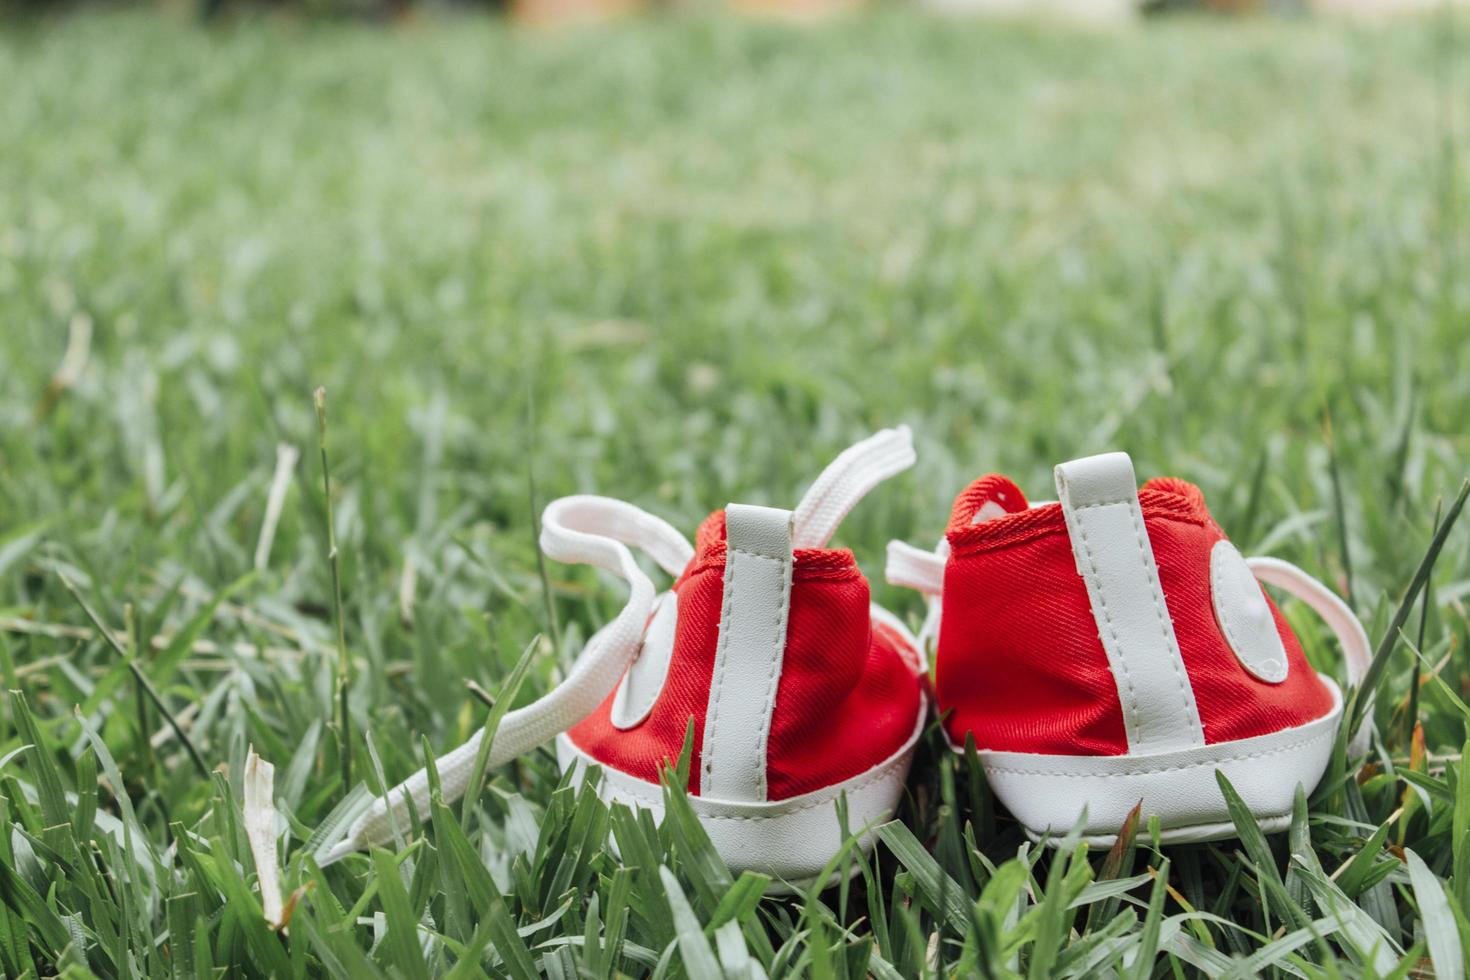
left=2, top=5, right=1470, bottom=976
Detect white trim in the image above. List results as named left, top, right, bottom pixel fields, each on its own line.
left=700, top=504, right=794, bottom=803
left=977, top=678, right=1343, bottom=848
left=1211, top=540, right=1289, bottom=684
left=557, top=698, right=926, bottom=887
left=1054, top=453, right=1205, bottom=754
left=610, top=591, right=679, bottom=730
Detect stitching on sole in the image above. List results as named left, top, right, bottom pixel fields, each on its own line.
left=581, top=743, right=914, bottom=822
left=562, top=697, right=927, bottom=823
left=982, top=725, right=1335, bottom=778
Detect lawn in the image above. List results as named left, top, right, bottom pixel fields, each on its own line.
left=2, top=5, right=1469, bottom=976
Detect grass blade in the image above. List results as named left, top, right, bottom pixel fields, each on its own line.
left=1216, top=771, right=1308, bottom=931
left=1347, top=477, right=1470, bottom=735
left=370, top=849, right=431, bottom=980
left=876, top=821, right=973, bottom=936
left=658, top=866, right=722, bottom=980
left=461, top=633, right=540, bottom=832
left=1405, top=848, right=1464, bottom=980
left=58, top=575, right=210, bottom=777
left=315, top=387, right=353, bottom=792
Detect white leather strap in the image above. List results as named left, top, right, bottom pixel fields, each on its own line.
left=322, top=495, right=692, bottom=864
left=792, top=426, right=915, bottom=550
left=1055, top=453, right=1205, bottom=755
left=700, top=504, right=794, bottom=803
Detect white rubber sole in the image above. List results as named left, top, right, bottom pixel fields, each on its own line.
left=972, top=678, right=1343, bottom=848
left=556, top=699, right=926, bottom=889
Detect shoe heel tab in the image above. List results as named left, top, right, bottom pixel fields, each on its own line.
left=1053, top=452, right=1139, bottom=512
left=1053, top=449, right=1207, bottom=755
left=724, top=503, right=795, bottom=560
left=703, top=502, right=795, bottom=803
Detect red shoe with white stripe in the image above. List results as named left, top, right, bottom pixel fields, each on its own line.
left=329, top=428, right=927, bottom=885
left=887, top=451, right=1370, bottom=847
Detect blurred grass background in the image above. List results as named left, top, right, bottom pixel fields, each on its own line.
left=2, top=6, right=1470, bottom=976
left=5, top=10, right=1465, bottom=596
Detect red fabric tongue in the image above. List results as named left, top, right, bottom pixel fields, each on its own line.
left=948, top=475, right=1030, bottom=532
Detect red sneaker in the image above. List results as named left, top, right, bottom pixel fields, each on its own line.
left=330, top=428, right=928, bottom=885
left=887, top=451, right=1369, bottom=847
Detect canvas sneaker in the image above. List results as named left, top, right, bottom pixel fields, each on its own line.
left=886, top=450, right=1370, bottom=847
left=327, top=427, right=928, bottom=884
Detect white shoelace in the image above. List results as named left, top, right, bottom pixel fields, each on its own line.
left=323, top=426, right=915, bottom=863
left=885, top=537, right=947, bottom=658
left=792, top=426, right=916, bottom=549
left=1246, top=555, right=1373, bottom=754
left=883, top=539, right=1374, bottom=752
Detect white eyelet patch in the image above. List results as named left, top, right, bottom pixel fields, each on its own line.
left=611, top=592, right=680, bottom=729
left=1210, top=540, right=1288, bottom=684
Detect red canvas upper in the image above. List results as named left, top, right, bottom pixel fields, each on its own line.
left=568, top=510, right=924, bottom=800
left=937, top=473, right=1337, bottom=756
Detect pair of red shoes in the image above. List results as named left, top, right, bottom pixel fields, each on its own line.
left=329, top=427, right=1369, bottom=886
